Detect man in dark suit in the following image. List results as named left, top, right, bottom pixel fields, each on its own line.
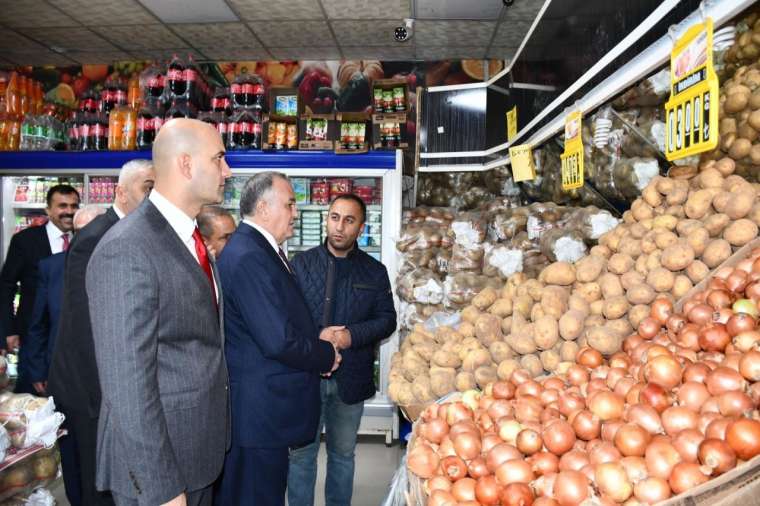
left=287, top=194, right=396, bottom=506
left=87, top=119, right=230, bottom=506
left=25, top=204, right=106, bottom=506
left=215, top=172, right=342, bottom=506
left=48, top=159, right=154, bottom=506
left=197, top=205, right=235, bottom=258
left=0, top=184, right=80, bottom=394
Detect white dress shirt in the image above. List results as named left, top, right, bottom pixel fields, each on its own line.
left=243, top=219, right=290, bottom=272
left=112, top=203, right=125, bottom=220
left=45, top=220, right=71, bottom=254
left=149, top=191, right=219, bottom=299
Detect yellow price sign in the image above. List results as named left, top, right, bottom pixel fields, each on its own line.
left=506, top=106, right=517, bottom=141
left=509, top=144, right=535, bottom=182
left=665, top=17, right=719, bottom=160
left=561, top=110, right=584, bottom=190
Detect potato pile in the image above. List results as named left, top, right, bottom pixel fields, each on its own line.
left=722, top=9, right=760, bottom=78
left=389, top=157, right=760, bottom=408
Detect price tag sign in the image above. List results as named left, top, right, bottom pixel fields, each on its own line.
left=665, top=17, right=719, bottom=160
left=509, top=144, right=535, bottom=182
left=561, top=110, right=584, bottom=190
left=506, top=106, right=517, bottom=141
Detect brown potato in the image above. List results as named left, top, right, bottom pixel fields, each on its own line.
left=684, top=189, right=714, bottom=219
left=628, top=304, right=651, bottom=329
left=586, top=326, right=623, bottom=356
left=618, top=237, right=643, bottom=258
left=540, top=349, right=562, bottom=372
left=646, top=267, right=676, bottom=293
left=686, top=260, right=710, bottom=284
left=653, top=215, right=678, bottom=231
left=475, top=313, right=503, bottom=346
left=699, top=168, right=725, bottom=189
left=642, top=184, right=663, bottom=207
left=750, top=203, right=760, bottom=226
left=726, top=190, right=755, bottom=220
left=607, top=253, right=634, bottom=275
left=655, top=231, right=678, bottom=249
left=685, top=227, right=710, bottom=257
left=590, top=299, right=604, bottom=316
left=599, top=273, right=624, bottom=299
left=497, top=359, right=521, bottom=380
left=489, top=341, right=514, bottom=363
left=631, top=200, right=655, bottom=221
left=729, top=138, right=753, bottom=159
left=723, top=218, right=759, bottom=246
left=431, top=370, right=457, bottom=398
left=635, top=254, right=649, bottom=276
left=603, top=295, right=630, bottom=320
left=661, top=242, right=696, bottom=271
left=520, top=354, right=543, bottom=378
left=432, top=349, right=461, bottom=368
left=459, top=321, right=475, bottom=339
left=712, top=191, right=732, bottom=214
left=559, top=310, right=585, bottom=340
left=590, top=245, right=612, bottom=258
left=541, top=286, right=569, bottom=320
left=461, top=305, right=481, bottom=324
left=626, top=283, right=656, bottom=305
left=455, top=371, right=477, bottom=393
left=676, top=219, right=704, bottom=236
left=540, top=262, right=576, bottom=286
left=575, top=255, right=607, bottom=282
left=620, top=271, right=646, bottom=291
left=506, top=331, right=537, bottom=355
left=567, top=294, right=590, bottom=317
left=559, top=341, right=579, bottom=362
left=462, top=348, right=493, bottom=372
left=488, top=297, right=513, bottom=318
left=704, top=213, right=731, bottom=237
left=606, top=319, right=633, bottom=339
left=500, top=316, right=512, bottom=335
left=473, top=286, right=498, bottom=310
left=715, top=158, right=736, bottom=176
left=702, top=239, right=732, bottom=268
left=576, top=282, right=602, bottom=303
left=672, top=275, right=693, bottom=299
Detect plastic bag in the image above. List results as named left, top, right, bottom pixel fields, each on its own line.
left=449, top=212, right=488, bottom=249
left=380, top=455, right=416, bottom=506
left=483, top=245, right=524, bottom=279
left=0, top=394, right=64, bottom=448
left=449, top=244, right=484, bottom=274
left=489, top=209, right=529, bottom=242
left=539, top=228, right=588, bottom=263
left=443, top=273, right=501, bottom=309
left=396, top=224, right=447, bottom=253
left=613, top=68, right=670, bottom=109
left=396, top=269, right=444, bottom=305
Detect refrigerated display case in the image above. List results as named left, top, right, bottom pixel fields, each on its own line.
left=0, top=149, right=403, bottom=443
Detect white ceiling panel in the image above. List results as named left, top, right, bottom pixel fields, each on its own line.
left=416, top=0, right=502, bottom=20
left=331, top=20, right=403, bottom=47
left=66, top=50, right=133, bottom=64
left=341, top=46, right=417, bottom=60
left=487, top=46, right=518, bottom=60
left=0, top=0, right=79, bottom=28
left=415, top=46, right=487, bottom=60
left=21, top=27, right=118, bottom=52
left=168, top=23, right=260, bottom=48
left=199, top=47, right=272, bottom=61
left=1, top=51, right=76, bottom=66
left=249, top=21, right=335, bottom=47
left=226, top=0, right=324, bottom=20
left=268, top=46, right=342, bottom=60
left=126, top=49, right=207, bottom=62
left=491, top=19, right=534, bottom=46
left=415, top=20, right=496, bottom=47
left=92, top=24, right=185, bottom=50
left=0, top=30, right=50, bottom=52
left=321, top=0, right=411, bottom=20
left=141, top=0, right=238, bottom=23
left=49, top=0, right=157, bottom=26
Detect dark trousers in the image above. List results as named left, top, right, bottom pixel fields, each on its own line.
left=113, top=484, right=212, bottom=506
left=65, top=408, right=115, bottom=506
left=58, top=417, right=82, bottom=506
left=214, top=446, right=289, bottom=506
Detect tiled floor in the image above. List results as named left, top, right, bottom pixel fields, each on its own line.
left=51, top=436, right=406, bottom=505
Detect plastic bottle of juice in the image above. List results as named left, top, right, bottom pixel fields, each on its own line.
left=7, top=114, right=21, bottom=150
left=6, top=72, right=20, bottom=117
left=127, top=75, right=140, bottom=110
left=108, top=108, right=124, bottom=150
left=0, top=112, right=8, bottom=150
left=25, top=78, right=34, bottom=115
left=18, top=76, right=28, bottom=115
left=34, top=82, right=43, bottom=114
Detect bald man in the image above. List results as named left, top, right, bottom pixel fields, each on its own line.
left=86, top=120, right=231, bottom=506
left=49, top=159, right=154, bottom=506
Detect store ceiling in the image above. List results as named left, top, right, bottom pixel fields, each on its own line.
left=0, top=0, right=545, bottom=65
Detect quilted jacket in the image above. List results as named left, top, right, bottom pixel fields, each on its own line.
left=291, top=243, right=397, bottom=404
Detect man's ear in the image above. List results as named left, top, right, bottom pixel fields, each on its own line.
left=178, top=153, right=193, bottom=180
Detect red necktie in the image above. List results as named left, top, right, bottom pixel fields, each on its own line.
left=192, top=227, right=217, bottom=308
left=62, top=233, right=70, bottom=251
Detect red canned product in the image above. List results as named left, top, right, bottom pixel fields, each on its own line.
left=354, top=185, right=374, bottom=204
left=329, top=178, right=353, bottom=198
left=311, top=180, right=330, bottom=205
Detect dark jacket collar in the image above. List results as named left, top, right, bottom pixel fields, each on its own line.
left=320, top=239, right=360, bottom=260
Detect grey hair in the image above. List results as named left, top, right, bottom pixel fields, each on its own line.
left=73, top=204, right=106, bottom=230
left=240, top=171, right=288, bottom=218
left=197, top=205, right=233, bottom=239
left=118, top=159, right=153, bottom=185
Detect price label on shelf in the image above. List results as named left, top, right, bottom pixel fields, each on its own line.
left=506, top=106, right=518, bottom=141
left=665, top=17, right=719, bottom=161
left=561, top=110, right=584, bottom=190
left=508, top=144, right=535, bottom=182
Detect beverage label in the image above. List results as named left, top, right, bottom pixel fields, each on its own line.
left=211, top=97, right=225, bottom=110
left=241, top=121, right=253, bottom=134
left=242, top=83, right=255, bottom=95
left=217, top=122, right=227, bottom=134
left=253, top=84, right=264, bottom=95
left=93, top=123, right=107, bottom=137
left=148, top=77, right=161, bottom=88
left=153, top=117, right=164, bottom=130
left=253, top=123, right=262, bottom=134
left=184, top=69, right=198, bottom=82
left=231, top=83, right=243, bottom=94
left=115, top=89, right=127, bottom=104
left=81, top=123, right=91, bottom=137
left=137, top=117, right=147, bottom=130
left=167, top=69, right=183, bottom=81
left=229, top=122, right=241, bottom=133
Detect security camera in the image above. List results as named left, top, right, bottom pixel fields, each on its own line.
left=394, top=18, right=414, bottom=43
left=503, top=0, right=514, bottom=6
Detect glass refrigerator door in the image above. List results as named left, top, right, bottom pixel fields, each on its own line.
left=2, top=175, right=85, bottom=260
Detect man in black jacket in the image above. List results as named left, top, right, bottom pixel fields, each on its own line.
left=47, top=159, right=154, bottom=506
left=287, top=194, right=396, bottom=506
left=0, top=183, right=80, bottom=394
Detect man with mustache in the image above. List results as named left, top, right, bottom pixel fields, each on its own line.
left=0, top=183, right=80, bottom=394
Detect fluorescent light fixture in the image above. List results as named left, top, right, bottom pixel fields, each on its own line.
left=141, top=0, right=238, bottom=23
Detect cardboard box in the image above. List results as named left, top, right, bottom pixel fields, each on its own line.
left=298, top=112, right=337, bottom=150
left=371, top=78, right=410, bottom=115
left=268, top=86, right=301, bottom=117
left=335, top=112, right=370, bottom=154
left=675, top=238, right=760, bottom=312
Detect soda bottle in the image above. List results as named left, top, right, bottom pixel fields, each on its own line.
left=18, top=76, right=28, bottom=115
left=136, top=98, right=162, bottom=150
left=79, top=112, right=92, bottom=151
left=108, top=108, right=124, bottom=150
left=215, top=111, right=229, bottom=146
left=140, top=66, right=164, bottom=100
left=34, top=82, right=43, bottom=114
left=0, top=112, right=7, bottom=151
left=122, top=107, right=137, bottom=150
left=127, top=75, right=140, bottom=109
left=211, top=87, right=231, bottom=115
left=66, top=112, right=80, bottom=151
left=114, top=81, right=127, bottom=110
left=7, top=114, right=21, bottom=151
left=167, top=54, right=187, bottom=98
left=19, top=115, right=33, bottom=151
left=166, top=98, right=196, bottom=119
left=92, top=113, right=108, bottom=151
left=25, top=78, right=34, bottom=114
left=5, top=72, right=20, bottom=117
left=185, top=54, right=199, bottom=106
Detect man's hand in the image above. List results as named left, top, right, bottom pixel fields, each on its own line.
left=319, top=325, right=345, bottom=346
left=204, top=240, right=218, bottom=259
left=322, top=342, right=342, bottom=378
left=333, top=328, right=351, bottom=350
left=161, top=493, right=187, bottom=506
left=5, top=335, right=19, bottom=351
left=32, top=381, right=47, bottom=395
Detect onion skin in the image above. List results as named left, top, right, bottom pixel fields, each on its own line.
left=475, top=475, right=502, bottom=506
left=595, top=462, right=633, bottom=503
left=440, top=455, right=468, bottom=481
left=614, top=423, right=652, bottom=457
left=425, top=476, right=453, bottom=494
left=529, top=451, right=559, bottom=476
left=570, top=410, right=601, bottom=441
left=726, top=418, right=760, bottom=460
left=467, top=456, right=489, bottom=479
left=739, top=350, right=760, bottom=381
left=698, top=438, right=737, bottom=475
left=706, top=366, right=747, bottom=395
left=588, top=391, right=625, bottom=421
left=516, top=429, right=542, bottom=455
left=408, top=443, right=440, bottom=478
left=644, top=354, right=683, bottom=389
left=677, top=382, right=711, bottom=412
left=428, top=489, right=458, bottom=506
left=625, top=403, right=663, bottom=435
left=645, top=439, right=682, bottom=480
left=487, top=443, right=523, bottom=473
left=669, top=462, right=710, bottom=494
left=499, top=483, right=534, bottom=506
left=634, top=477, right=672, bottom=503
left=673, top=429, right=705, bottom=463
left=451, top=477, right=477, bottom=502
left=495, top=459, right=535, bottom=486
left=661, top=406, right=700, bottom=436
left=558, top=449, right=590, bottom=472
left=553, top=470, right=590, bottom=506
left=542, top=420, right=576, bottom=457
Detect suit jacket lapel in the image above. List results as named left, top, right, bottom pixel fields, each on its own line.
left=142, top=200, right=218, bottom=307
left=210, top=257, right=224, bottom=346
left=240, top=223, right=292, bottom=277
left=36, top=225, right=52, bottom=257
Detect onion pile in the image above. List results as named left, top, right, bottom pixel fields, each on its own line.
left=408, top=250, right=760, bottom=505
